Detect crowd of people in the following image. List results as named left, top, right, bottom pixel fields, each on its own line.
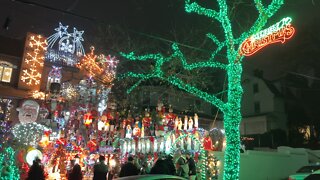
left=25, top=151, right=198, bottom=180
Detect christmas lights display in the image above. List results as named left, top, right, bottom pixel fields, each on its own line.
left=12, top=122, right=50, bottom=147
left=0, top=147, right=20, bottom=180
left=20, top=34, right=47, bottom=90
left=120, top=1, right=291, bottom=179
left=46, top=22, right=85, bottom=67
left=0, top=98, right=12, bottom=122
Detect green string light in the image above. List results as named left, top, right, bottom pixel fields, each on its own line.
left=119, top=0, right=285, bottom=179
left=0, top=147, right=20, bottom=180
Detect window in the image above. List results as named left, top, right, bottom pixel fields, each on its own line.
left=0, top=61, right=13, bottom=83
left=253, top=83, right=259, bottom=93
left=254, top=101, right=260, bottom=113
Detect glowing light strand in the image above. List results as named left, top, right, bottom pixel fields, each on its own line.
left=120, top=0, right=286, bottom=180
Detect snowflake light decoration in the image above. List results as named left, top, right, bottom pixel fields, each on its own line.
left=77, top=46, right=119, bottom=85
left=21, top=35, right=47, bottom=86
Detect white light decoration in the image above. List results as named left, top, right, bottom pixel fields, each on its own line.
left=47, top=66, right=62, bottom=90
left=61, top=82, right=78, bottom=101
left=98, top=87, right=111, bottom=115
left=26, top=149, right=43, bottom=166
left=46, top=22, right=85, bottom=67
left=12, top=122, right=50, bottom=147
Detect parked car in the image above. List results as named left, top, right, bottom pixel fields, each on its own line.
left=304, top=169, right=320, bottom=180
left=288, top=164, right=320, bottom=180
left=116, top=174, right=187, bottom=180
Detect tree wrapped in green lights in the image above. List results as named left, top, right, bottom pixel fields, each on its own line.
left=0, top=147, right=20, bottom=180
left=120, top=0, right=286, bottom=179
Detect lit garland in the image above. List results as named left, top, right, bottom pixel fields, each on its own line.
left=120, top=0, right=288, bottom=179
left=169, top=133, right=206, bottom=180
left=0, top=147, right=20, bottom=180
left=206, top=153, right=220, bottom=180
left=21, top=35, right=47, bottom=86
left=12, top=122, right=50, bottom=147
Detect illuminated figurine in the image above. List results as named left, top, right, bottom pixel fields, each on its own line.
left=133, top=122, right=141, bottom=137
left=184, top=116, right=188, bottom=130
left=194, top=113, right=199, bottom=128
left=125, top=125, right=132, bottom=138
left=178, top=117, right=183, bottom=130
left=142, top=109, right=151, bottom=128
left=188, top=117, right=193, bottom=130
left=174, top=116, right=179, bottom=130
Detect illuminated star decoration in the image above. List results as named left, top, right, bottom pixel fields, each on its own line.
left=47, top=22, right=69, bottom=48
left=72, top=27, right=85, bottom=56
left=120, top=0, right=290, bottom=179
left=47, top=22, right=85, bottom=56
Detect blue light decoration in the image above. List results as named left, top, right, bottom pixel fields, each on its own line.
left=46, top=22, right=85, bottom=67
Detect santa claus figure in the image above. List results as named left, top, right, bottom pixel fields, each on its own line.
left=203, top=135, right=213, bottom=151
left=142, top=109, right=151, bottom=128
left=166, top=105, right=176, bottom=130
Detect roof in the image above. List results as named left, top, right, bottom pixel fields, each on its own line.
left=0, top=36, right=24, bottom=57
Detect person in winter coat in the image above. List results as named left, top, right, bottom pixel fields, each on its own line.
left=165, top=155, right=176, bottom=175
left=26, top=158, right=45, bottom=180
left=93, top=155, right=108, bottom=180
left=119, top=156, right=140, bottom=177
left=68, top=164, right=82, bottom=180
left=150, top=158, right=170, bottom=174
left=186, top=152, right=197, bottom=180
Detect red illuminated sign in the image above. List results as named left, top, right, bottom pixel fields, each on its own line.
left=240, top=17, right=295, bottom=56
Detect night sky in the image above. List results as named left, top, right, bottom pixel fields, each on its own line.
left=0, top=0, right=319, bottom=79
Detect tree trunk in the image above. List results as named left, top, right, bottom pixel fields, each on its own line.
left=222, top=62, right=243, bottom=180
left=223, top=113, right=241, bottom=180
